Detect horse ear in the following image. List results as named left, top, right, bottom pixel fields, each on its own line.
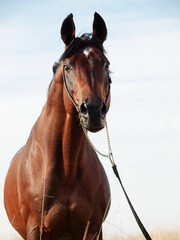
left=61, top=13, right=75, bottom=46
left=92, top=12, right=107, bottom=43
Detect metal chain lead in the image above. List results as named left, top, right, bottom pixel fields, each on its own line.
left=79, top=114, right=115, bottom=166
left=104, top=121, right=115, bottom=166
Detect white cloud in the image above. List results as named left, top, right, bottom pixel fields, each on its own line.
left=105, top=19, right=180, bottom=82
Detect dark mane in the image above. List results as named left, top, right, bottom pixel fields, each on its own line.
left=53, top=33, right=105, bottom=74
left=48, top=34, right=105, bottom=93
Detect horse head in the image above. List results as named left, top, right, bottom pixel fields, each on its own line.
left=60, top=12, right=111, bottom=132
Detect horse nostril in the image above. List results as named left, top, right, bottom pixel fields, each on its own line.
left=101, top=102, right=107, bottom=117
left=80, top=102, right=88, bottom=116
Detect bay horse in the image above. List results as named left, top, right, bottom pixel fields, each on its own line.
left=4, top=13, right=111, bottom=240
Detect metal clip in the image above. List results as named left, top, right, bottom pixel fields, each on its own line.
left=109, top=151, right=115, bottom=166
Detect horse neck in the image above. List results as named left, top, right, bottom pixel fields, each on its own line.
left=39, top=65, right=86, bottom=182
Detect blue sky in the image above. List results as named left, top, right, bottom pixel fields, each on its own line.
left=0, top=0, right=180, bottom=239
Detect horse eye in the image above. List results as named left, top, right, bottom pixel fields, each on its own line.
left=104, top=61, right=110, bottom=70
left=64, top=64, right=71, bottom=72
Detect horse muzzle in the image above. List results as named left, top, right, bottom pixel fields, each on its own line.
left=79, top=99, right=107, bottom=133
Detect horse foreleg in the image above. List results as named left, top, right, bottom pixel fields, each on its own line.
left=88, top=230, right=102, bottom=240
left=96, top=231, right=102, bottom=240
left=27, top=225, right=40, bottom=240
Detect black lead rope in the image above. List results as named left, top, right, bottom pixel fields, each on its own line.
left=112, top=164, right=152, bottom=240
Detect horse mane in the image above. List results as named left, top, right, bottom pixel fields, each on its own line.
left=53, top=34, right=105, bottom=74
left=48, top=34, right=105, bottom=93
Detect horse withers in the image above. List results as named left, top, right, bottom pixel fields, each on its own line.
left=4, top=13, right=111, bottom=240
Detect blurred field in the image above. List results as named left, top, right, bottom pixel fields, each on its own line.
left=106, top=230, right=180, bottom=240
left=8, top=230, right=180, bottom=240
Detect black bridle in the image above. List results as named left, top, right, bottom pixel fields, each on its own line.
left=62, top=64, right=80, bottom=113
